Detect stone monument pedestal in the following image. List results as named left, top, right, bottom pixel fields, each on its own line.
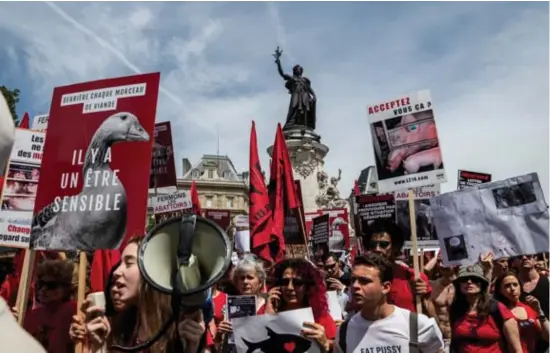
left=267, top=125, right=329, bottom=214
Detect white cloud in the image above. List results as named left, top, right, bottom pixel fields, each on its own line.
left=0, top=2, right=547, bottom=202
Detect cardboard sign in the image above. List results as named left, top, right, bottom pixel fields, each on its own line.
left=0, top=129, right=45, bottom=247
left=150, top=121, right=177, bottom=189
left=457, top=170, right=492, bottom=190
left=367, top=90, right=446, bottom=193
left=395, top=184, right=441, bottom=248
left=431, top=173, right=549, bottom=266
left=318, top=208, right=350, bottom=251
left=355, top=193, right=396, bottom=246
left=30, top=72, right=160, bottom=251
left=204, top=209, right=231, bottom=231
left=312, top=214, right=330, bottom=246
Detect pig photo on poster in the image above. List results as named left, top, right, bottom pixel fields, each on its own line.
left=367, top=90, right=447, bottom=193
left=30, top=73, right=160, bottom=251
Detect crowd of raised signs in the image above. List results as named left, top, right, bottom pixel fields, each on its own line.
left=0, top=89, right=549, bottom=353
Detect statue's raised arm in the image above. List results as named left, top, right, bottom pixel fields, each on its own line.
left=273, top=46, right=291, bottom=80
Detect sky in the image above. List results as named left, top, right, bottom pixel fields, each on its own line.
left=0, top=1, right=548, bottom=198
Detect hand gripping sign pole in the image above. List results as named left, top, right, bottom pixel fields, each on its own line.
left=408, top=189, right=423, bottom=314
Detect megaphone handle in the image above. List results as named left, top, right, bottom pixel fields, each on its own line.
left=179, top=214, right=197, bottom=266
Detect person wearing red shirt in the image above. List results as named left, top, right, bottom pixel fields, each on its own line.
left=450, top=264, right=523, bottom=353
left=261, top=258, right=336, bottom=353
left=493, top=271, right=549, bottom=353
left=362, top=219, right=436, bottom=317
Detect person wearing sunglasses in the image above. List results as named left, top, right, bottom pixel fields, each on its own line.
left=335, top=252, right=443, bottom=353
left=324, top=253, right=351, bottom=320
left=362, top=219, right=436, bottom=318
left=449, top=264, right=522, bottom=353
left=22, top=259, right=77, bottom=353
left=261, top=258, right=336, bottom=352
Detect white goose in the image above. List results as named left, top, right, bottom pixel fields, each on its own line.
left=30, top=112, right=150, bottom=251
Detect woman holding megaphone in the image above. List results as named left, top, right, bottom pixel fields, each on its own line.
left=69, top=236, right=209, bottom=353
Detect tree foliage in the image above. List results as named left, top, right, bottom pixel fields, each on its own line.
left=0, top=86, right=20, bottom=122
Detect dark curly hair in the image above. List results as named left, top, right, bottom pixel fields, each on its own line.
left=271, top=258, right=328, bottom=320
left=361, top=219, right=405, bottom=258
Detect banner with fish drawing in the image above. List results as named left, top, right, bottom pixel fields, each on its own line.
left=31, top=114, right=49, bottom=131
left=367, top=89, right=446, bottom=193
left=232, top=307, right=321, bottom=353
left=0, top=129, right=45, bottom=248
left=457, top=169, right=492, bottom=190
left=430, top=173, right=549, bottom=266
left=30, top=72, right=160, bottom=251
left=395, top=184, right=441, bottom=249
left=149, top=121, right=177, bottom=189
left=152, top=190, right=192, bottom=224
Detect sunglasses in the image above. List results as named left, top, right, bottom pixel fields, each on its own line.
left=277, top=278, right=309, bottom=287
left=457, top=276, right=483, bottom=285
left=37, top=280, right=61, bottom=290
left=368, top=240, right=391, bottom=250
left=350, top=275, right=371, bottom=286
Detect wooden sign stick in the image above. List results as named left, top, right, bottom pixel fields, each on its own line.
left=15, top=249, right=36, bottom=325
left=75, top=251, right=88, bottom=353
left=408, top=189, right=423, bottom=314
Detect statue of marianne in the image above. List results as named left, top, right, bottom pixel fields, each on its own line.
left=273, top=46, right=317, bottom=131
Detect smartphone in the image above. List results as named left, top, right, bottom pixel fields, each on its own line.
left=86, top=292, right=106, bottom=321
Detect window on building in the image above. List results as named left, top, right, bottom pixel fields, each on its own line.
left=226, top=197, right=233, bottom=209
left=208, top=169, right=214, bottom=179
left=223, top=171, right=231, bottom=179
left=192, top=170, right=200, bottom=178
left=206, top=196, right=213, bottom=208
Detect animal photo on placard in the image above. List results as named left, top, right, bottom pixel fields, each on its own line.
left=444, top=235, right=469, bottom=262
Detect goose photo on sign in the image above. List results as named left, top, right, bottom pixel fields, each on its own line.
left=30, top=72, right=160, bottom=251
left=367, top=90, right=446, bottom=193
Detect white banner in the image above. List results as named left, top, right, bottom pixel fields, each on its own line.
left=31, top=114, right=49, bottom=131
left=234, top=214, right=249, bottom=228
left=430, top=173, right=549, bottom=266
left=367, top=89, right=447, bottom=193
left=0, top=129, right=45, bottom=247
left=151, top=191, right=191, bottom=214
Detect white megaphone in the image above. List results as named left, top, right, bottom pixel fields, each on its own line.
left=111, top=214, right=232, bottom=352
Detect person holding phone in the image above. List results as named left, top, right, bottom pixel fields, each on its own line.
left=260, top=258, right=336, bottom=353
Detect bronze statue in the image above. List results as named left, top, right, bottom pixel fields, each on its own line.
left=273, top=46, right=317, bottom=131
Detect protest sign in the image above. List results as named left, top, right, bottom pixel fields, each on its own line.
left=395, top=184, right=441, bottom=248
left=431, top=173, right=549, bottom=266
left=318, top=208, right=350, bottom=251
left=311, top=214, right=329, bottom=261
left=304, top=211, right=319, bottom=239
left=457, top=169, right=492, bottom=190
left=355, top=193, right=396, bottom=245
left=367, top=90, right=446, bottom=193
left=31, top=114, right=49, bottom=131
left=232, top=307, right=320, bottom=353
left=30, top=72, right=160, bottom=251
left=0, top=129, right=45, bottom=247
left=150, top=122, right=177, bottom=189
left=204, top=209, right=231, bottom=231
left=234, top=214, right=249, bottom=228
left=152, top=191, right=192, bottom=223
left=226, top=295, right=257, bottom=345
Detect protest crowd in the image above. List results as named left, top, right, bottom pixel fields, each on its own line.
left=0, top=68, right=549, bottom=353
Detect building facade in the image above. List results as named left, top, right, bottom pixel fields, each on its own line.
left=178, top=154, right=249, bottom=215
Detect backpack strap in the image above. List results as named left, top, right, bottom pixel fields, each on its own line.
left=409, top=311, right=420, bottom=353
left=338, top=317, right=351, bottom=353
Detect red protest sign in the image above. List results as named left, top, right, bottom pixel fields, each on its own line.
left=204, top=209, right=231, bottom=231
left=30, top=73, right=160, bottom=251
left=150, top=122, right=177, bottom=189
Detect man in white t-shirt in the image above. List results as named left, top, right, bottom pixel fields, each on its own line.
left=334, top=253, right=444, bottom=353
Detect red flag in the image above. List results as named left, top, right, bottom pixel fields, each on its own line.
left=249, top=121, right=275, bottom=262
left=190, top=181, right=202, bottom=216
left=354, top=179, right=360, bottom=196
left=90, top=249, right=121, bottom=293
left=18, top=112, right=29, bottom=129
left=267, top=124, right=301, bottom=261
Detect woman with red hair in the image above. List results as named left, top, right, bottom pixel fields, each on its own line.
left=259, top=258, right=336, bottom=353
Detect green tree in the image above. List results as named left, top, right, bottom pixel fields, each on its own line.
left=0, top=86, right=20, bottom=122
